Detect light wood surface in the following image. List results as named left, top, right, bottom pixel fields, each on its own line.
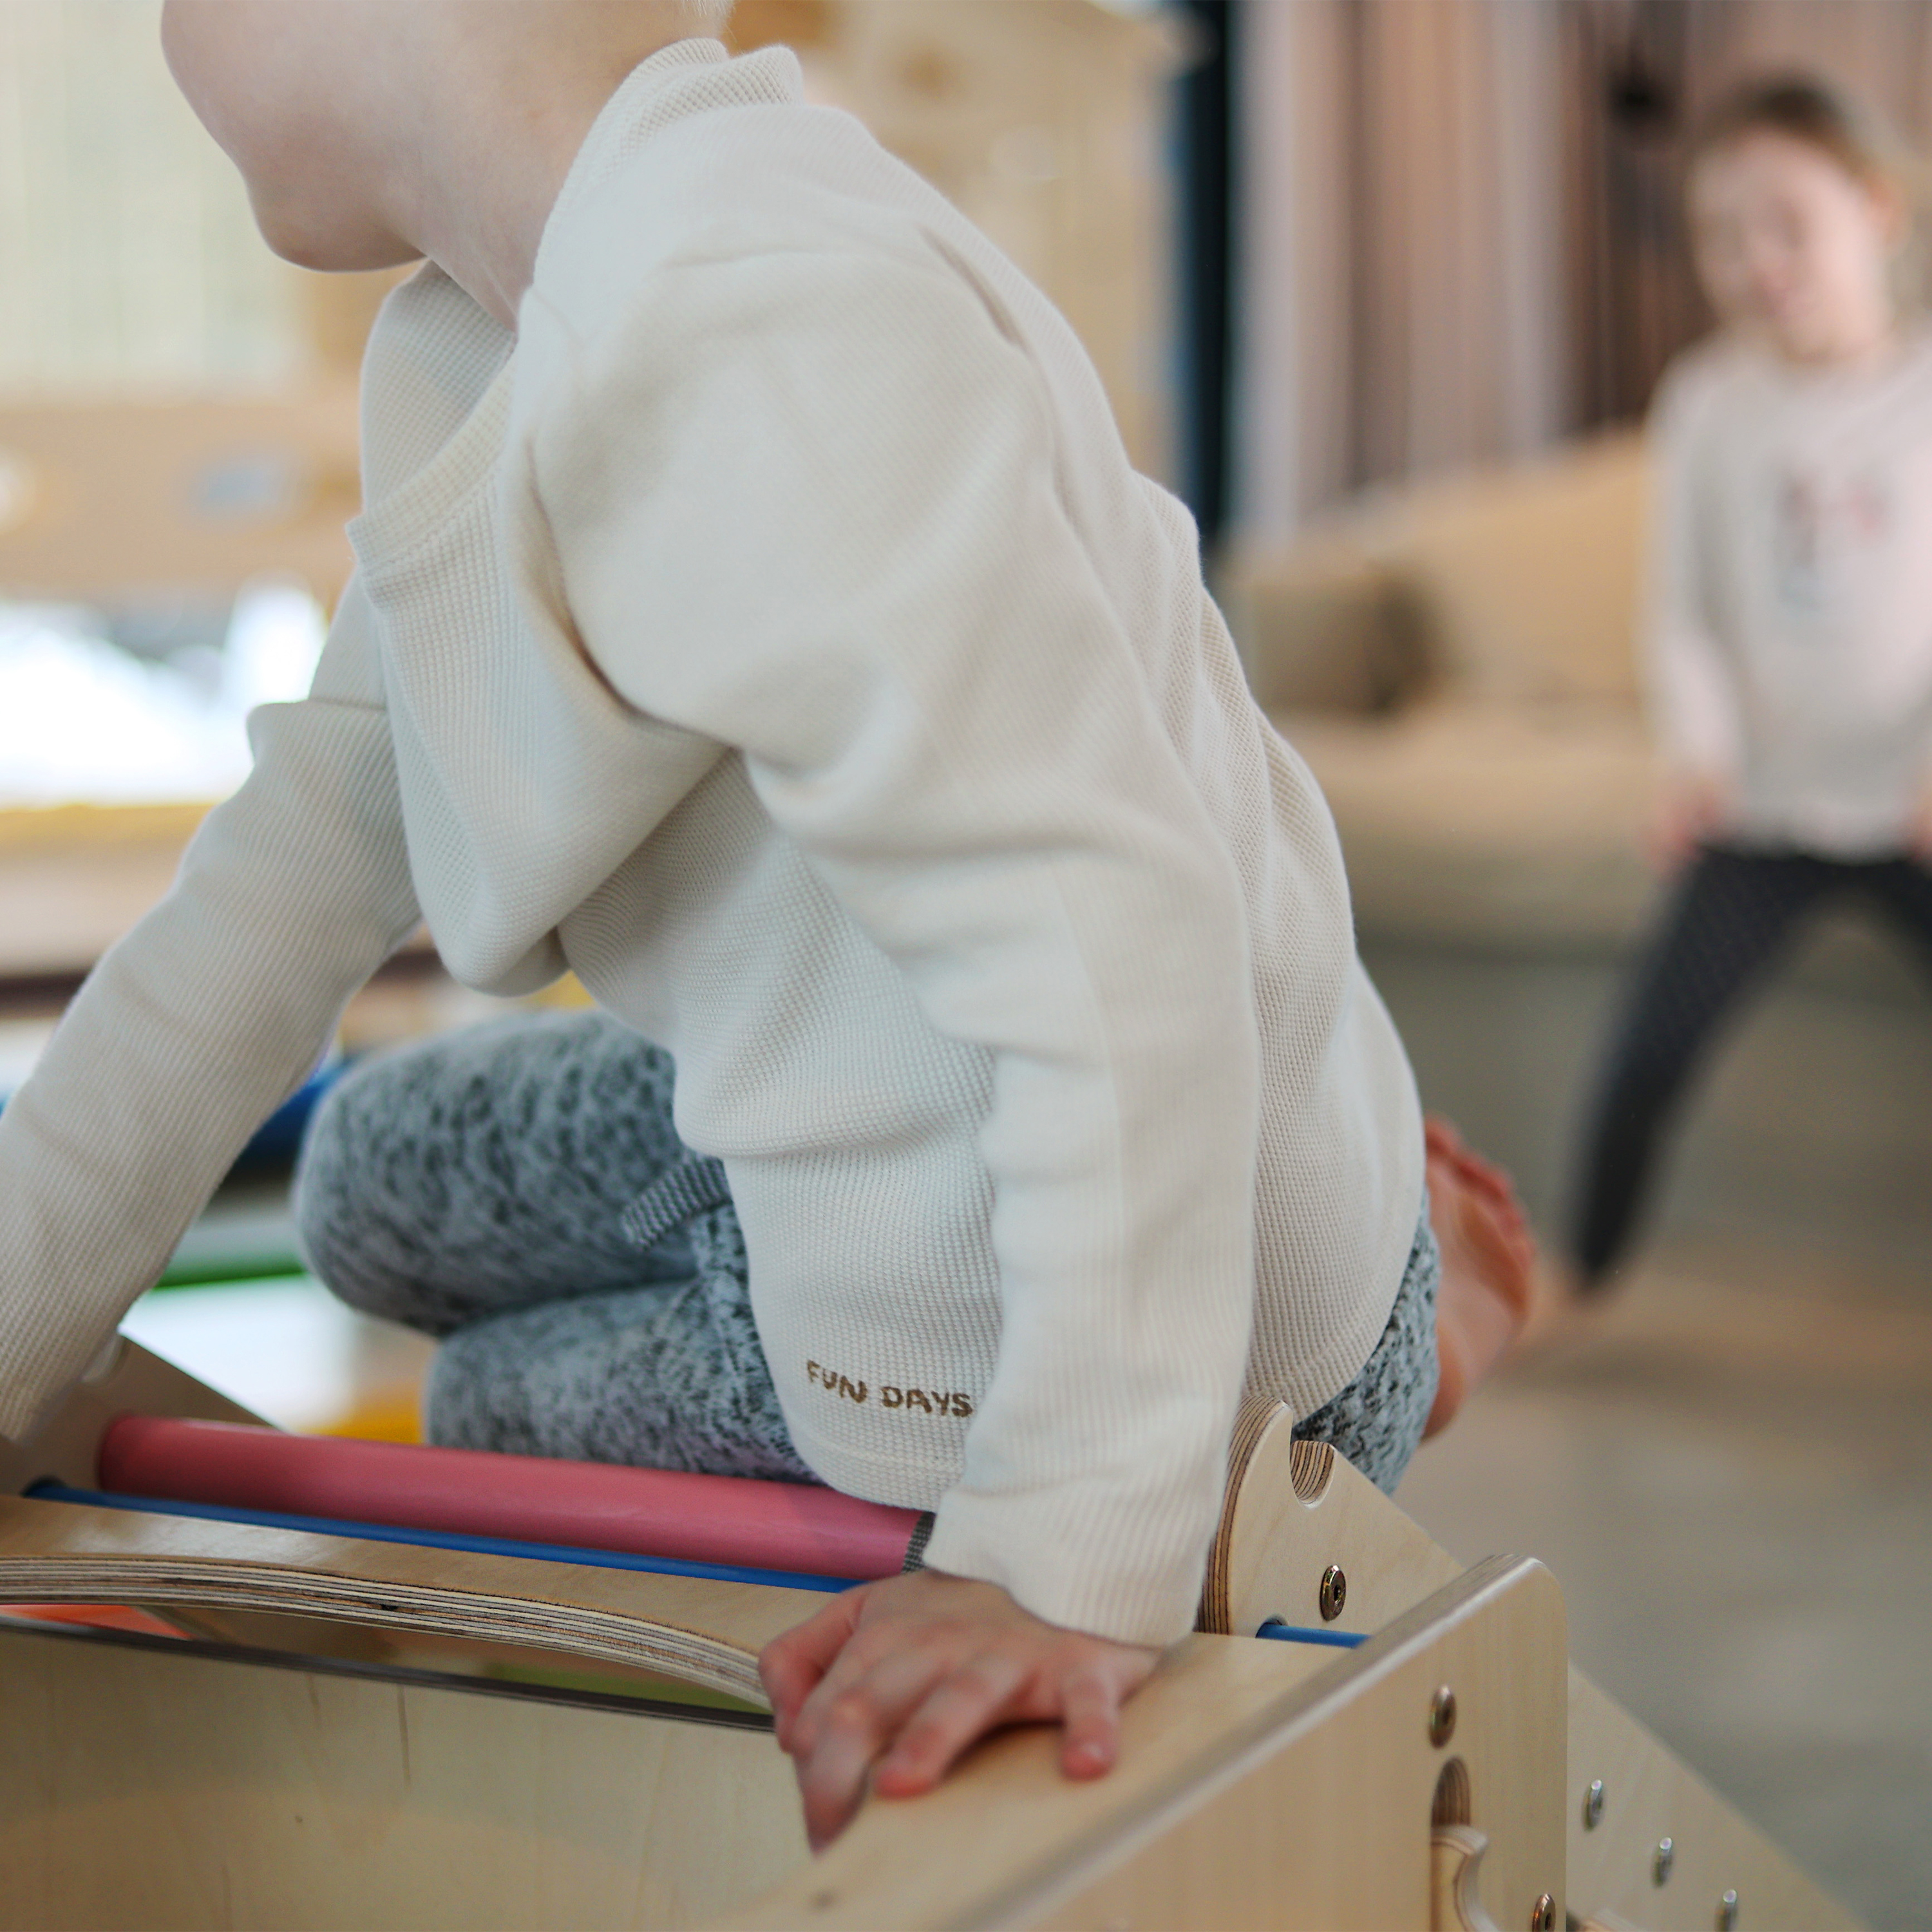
left=1566, top=1666, right=1860, bottom=1932
left=1432, top=1824, right=1507, bottom=1932
left=0, top=1562, right=1558, bottom=1932
left=1199, top=1397, right=1463, bottom=1636
left=0, top=1618, right=808, bottom=1932
left=711, top=1555, right=1567, bottom=1932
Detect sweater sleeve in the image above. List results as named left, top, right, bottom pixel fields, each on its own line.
left=1643, top=363, right=1743, bottom=776
left=535, top=248, right=1260, bottom=1645
left=0, top=578, right=421, bottom=1441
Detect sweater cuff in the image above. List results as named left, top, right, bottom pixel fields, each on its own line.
left=919, top=1468, right=1222, bottom=1647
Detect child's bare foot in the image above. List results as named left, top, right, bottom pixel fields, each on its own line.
left=1422, top=1117, right=1538, bottom=1437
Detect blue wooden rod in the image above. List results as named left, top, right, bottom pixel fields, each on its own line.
left=1254, top=1617, right=1366, bottom=1649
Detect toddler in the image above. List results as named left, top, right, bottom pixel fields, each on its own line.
left=0, top=0, right=1524, bottom=1843
left=1572, top=77, right=1932, bottom=1285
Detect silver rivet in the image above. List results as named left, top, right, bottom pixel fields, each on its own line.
left=1530, top=1893, right=1556, bottom=1932
left=1428, top=1685, right=1457, bottom=1747
left=1318, top=1564, right=1347, bottom=1621
left=1717, top=1888, right=1739, bottom=1931
left=1582, top=1777, right=1605, bottom=1830
left=1654, top=1837, right=1676, bottom=1886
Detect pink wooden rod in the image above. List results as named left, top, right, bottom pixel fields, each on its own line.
left=99, top=1415, right=921, bottom=1581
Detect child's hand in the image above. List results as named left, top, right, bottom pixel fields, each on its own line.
left=759, top=1568, right=1161, bottom=1849
left=1647, top=768, right=1732, bottom=872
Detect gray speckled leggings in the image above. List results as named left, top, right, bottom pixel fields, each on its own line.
left=294, top=1010, right=1438, bottom=1495
left=294, top=1011, right=813, bottom=1481
left=1291, top=1200, right=1438, bottom=1494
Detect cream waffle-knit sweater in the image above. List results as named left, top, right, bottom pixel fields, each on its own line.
left=0, top=40, right=1421, bottom=1644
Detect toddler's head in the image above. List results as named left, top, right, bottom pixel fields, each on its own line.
left=1686, top=75, right=1918, bottom=366
left=161, top=0, right=734, bottom=273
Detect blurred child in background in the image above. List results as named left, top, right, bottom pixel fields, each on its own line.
left=1572, top=76, right=1932, bottom=1287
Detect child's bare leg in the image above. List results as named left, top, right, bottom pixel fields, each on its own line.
left=1422, top=1117, right=1537, bottom=1437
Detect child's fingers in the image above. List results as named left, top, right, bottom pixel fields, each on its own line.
left=1056, top=1664, right=1125, bottom=1779
left=799, top=1649, right=951, bottom=1766
left=759, top=1586, right=869, bottom=1748
left=793, top=1649, right=972, bottom=1848
left=869, top=1649, right=1029, bottom=1797
left=791, top=1640, right=953, bottom=1764
left=795, top=1701, right=888, bottom=1850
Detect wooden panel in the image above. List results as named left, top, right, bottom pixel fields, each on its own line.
left=712, top=1557, right=1567, bottom=1932
left=5, top=1359, right=1865, bottom=1931
left=0, top=1620, right=807, bottom=1932
left=1566, top=1668, right=1859, bottom=1932
left=1005, top=1557, right=1566, bottom=1932
left=1199, top=1399, right=1463, bottom=1638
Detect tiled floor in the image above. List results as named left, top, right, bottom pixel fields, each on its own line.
left=1398, top=1231, right=1932, bottom=1932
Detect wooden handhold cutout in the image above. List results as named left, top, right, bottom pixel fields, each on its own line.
left=1197, top=1397, right=1462, bottom=1637
left=1431, top=1824, right=1504, bottom=1932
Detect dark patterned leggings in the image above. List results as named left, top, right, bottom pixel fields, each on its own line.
left=294, top=1010, right=1438, bottom=1495
left=1569, top=845, right=1932, bottom=1283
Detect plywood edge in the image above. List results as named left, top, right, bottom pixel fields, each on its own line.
left=1195, top=1394, right=1282, bottom=1631
left=0, top=1494, right=829, bottom=1709
left=1206, top=1400, right=1464, bottom=1641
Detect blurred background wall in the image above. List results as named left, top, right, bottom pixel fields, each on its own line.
left=0, top=3, right=299, bottom=390
left=11, top=0, right=1932, bottom=530
left=0, top=0, right=1177, bottom=449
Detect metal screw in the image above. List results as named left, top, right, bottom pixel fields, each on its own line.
left=1717, top=1888, right=1739, bottom=1931
left=1653, top=1837, right=1676, bottom=1886
left=1582, top=1778, right=1605, bottom=1830
left=1428, top=1685, right=1457, bottom=1748
left=1530, top=1895, right=1556, bottom=1932
left=1318, top=1564, right=1347, bottom=1622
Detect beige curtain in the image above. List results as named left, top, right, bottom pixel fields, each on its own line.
left=1237, top=0, right=1569, bottom=543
